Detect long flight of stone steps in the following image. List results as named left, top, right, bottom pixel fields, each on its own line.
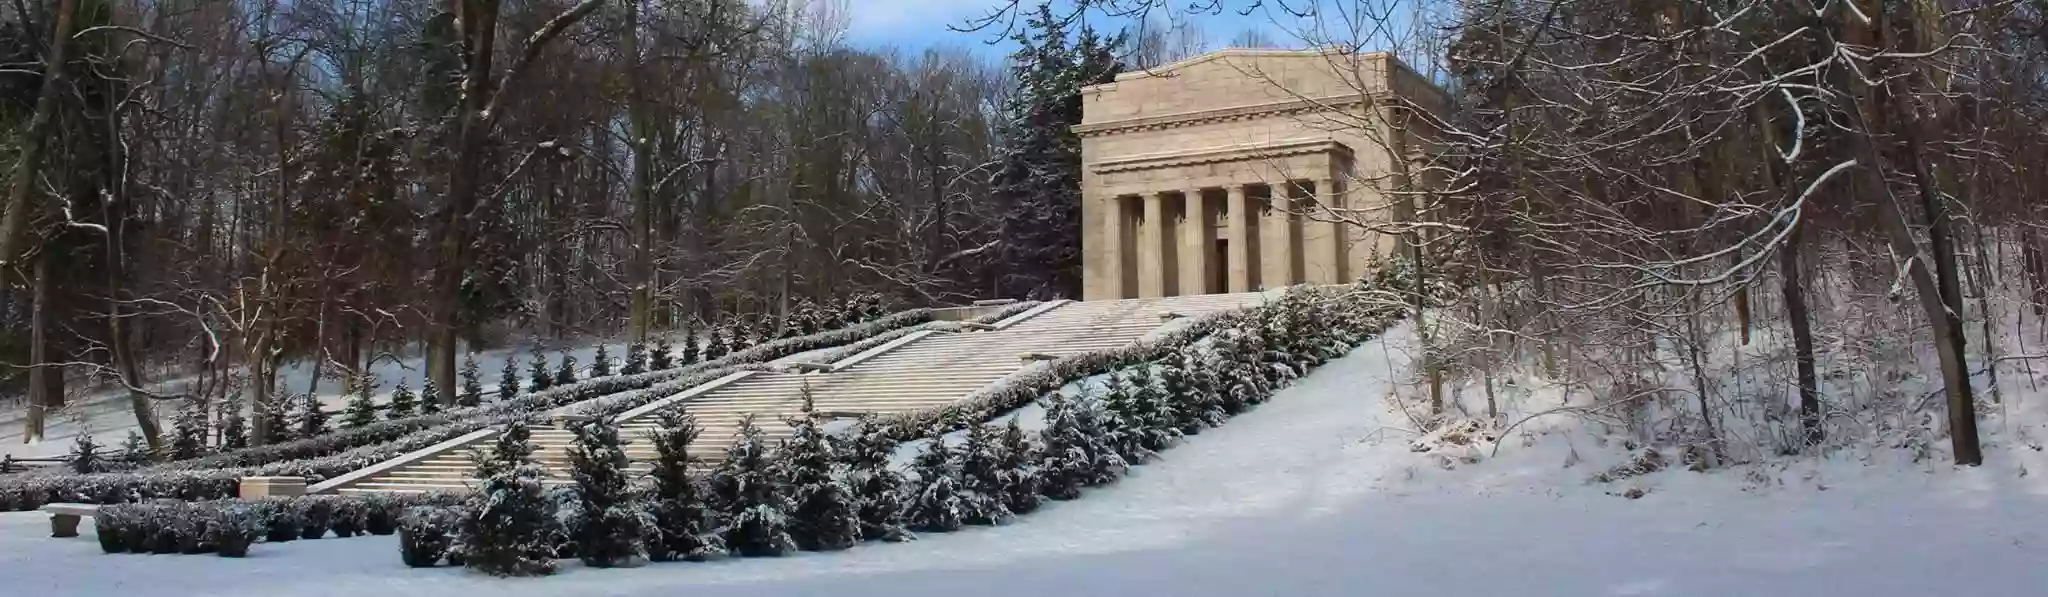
left=321, top=292, right=1276, bottom=494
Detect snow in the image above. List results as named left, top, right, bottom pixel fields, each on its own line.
left=4, top=322, right=2047, bottom=596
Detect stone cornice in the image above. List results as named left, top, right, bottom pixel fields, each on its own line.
left=1089, top=139, right=1352, bottom=174
left=1073, top=95, right=1376, bottom=138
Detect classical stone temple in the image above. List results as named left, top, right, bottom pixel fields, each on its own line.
left=1076, top=48, right=1448, bottom=300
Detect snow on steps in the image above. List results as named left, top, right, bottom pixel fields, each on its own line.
left=320, top=292, right=1277, bottom=493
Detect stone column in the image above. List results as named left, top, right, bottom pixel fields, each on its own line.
left=1261, top=187, right=1298, bottom=288
left=1226, top=185, right=1257, bottom=292
left=1104, top=195, right=1134, bottom=299
left=1180, top=188, right=1216, bottom=295
left=1139, top=192, right=1172, bottom=297
left=1311, top=177, right=1347, bottom=284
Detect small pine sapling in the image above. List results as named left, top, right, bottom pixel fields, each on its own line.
left=1125, top=366, right=1182, bottom=453
left=527, top=348, right=553, bottom=392
left=645, top=409, right=724, bottom=561
left=1071, top=392, right=1130, bottom=484
left=341, top=375, right=380, bottom=430
left=1097, top=374, right=1155, bottom=464
left=650, top=335, right=675, bottom=370
left=905, top=430, right=964, bottom=533
left=119, top=431, right=150, bottom=463
left=498, top=357, right=521, bottom=401
left=956, top=423, right=1013, bottom=526
left=219, top=409, right=248, bottom=451
left=459, top=358, right=484, bottom=407
left=69, top=433, right=100, bottom=474
left=622, top=341, right=647, bottom=375
left=996, top=418, right=1043, bottom=515
left=680, top=325, right=701, bottom=365
left=843, top=417, right=912, bottom=542
left=1168, top=348, right=1227, bottom=430
left=553, top=352, right=577, bottom=387
left=591, top=344, right=613, bottom=378
left=461, top=422, right=558, bottom=576
left=781, top=411, right=861, bottom=551
left=419, top=381, right=443, bottom=415
left=710, top=416, right=796, bottom=557
left=296, top=392, right=330, bottom=438
left=566, top=420, right=649, bottom=568
left=257, top=395, right=290, bottom=445
left=170, top=402, right=208, bottom=459
left=703, top=324, right=729, bottom=360
left=387, top=381, right=417, bottom=420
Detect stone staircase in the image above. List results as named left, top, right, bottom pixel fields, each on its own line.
left=318, top=292, right=1275, bottom=494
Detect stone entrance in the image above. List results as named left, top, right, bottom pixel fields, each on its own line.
left=1075, top=48, right=1448, bottom=300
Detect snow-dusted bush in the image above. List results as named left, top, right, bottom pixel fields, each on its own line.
left=904, top=429, right=964, bottom=533
left=565, top=420, right=649, bottom=568
left=842, top=417, right=912, bottom=542
left=710, top=417, right=797, bottom=557
left=399, top=505, right=465, bottom=568
left=957, top=422, right=1013, bottom=526
left=781, top=412, right=860, bottom=551
left=460, top=422, right=559, bottom=576
left=644, top=409, right=724, bottom=561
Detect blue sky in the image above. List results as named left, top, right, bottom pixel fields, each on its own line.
left=843, top=0, right=1310, bottom=60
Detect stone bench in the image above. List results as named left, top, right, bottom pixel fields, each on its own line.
left=40, top=503, right=100, bottom=538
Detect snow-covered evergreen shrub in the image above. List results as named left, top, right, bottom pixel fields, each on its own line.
left=399, top=505, right=464, bottom=567
left=330, top=496, right=368, bottom=537
left=387, top=381, right=418, bottom=420
left=781, top=412, right=860, bottom=551
left=677, top=324, right=699, bottom=366
left=119, top=431, right=150, bottom=464
left=710, top=417, right=796, bottom=557
left=295, top=495, right=335, bottom=539
left=420, top=381, right=443, bottom=415
left=566, top=419, right=648, bottom=568
left=1123, top=367, right=1183, bottom=454
left=94, top=503, right=138, bottom=553
left=843, top=417, right=911, bottom=542
left=460, top=358, right=485, bottom=407
left=957, top=422, right=1013, bottom=526
left=905, top=430, right=964, bottom=533
left=554, top=353, right=578, bottom=388
left=645, top=409, right=724, bottom=561
left=208, top=503, right=263, bottom=557
left=342, top=378, right=380, bottom=430
left=996, top=418, right=1043, bottom=515
left=170, top=403, right=208, bottom=460
left=460, top=422, right=558, bottom=576
left=1161, top=349, right=1223, bottom=432
left=69, top=434, right=100, bottom=474
left=593, top=345, right=615, bottom=378
left=528, top=349, right=554, bottom=393
left=256, top=497, right=301, bottom=542
left=499, top=357, right=522, bottom=401
left=296, top=392, right=330, bottom=439
left=623, top=342, right=647, bottom=375
left=652, top=334, right=676, bottom=370
left=258, top=395, right=291, bottom=445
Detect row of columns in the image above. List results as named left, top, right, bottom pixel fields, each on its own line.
left=1113, top=179, right=1345, bottom=299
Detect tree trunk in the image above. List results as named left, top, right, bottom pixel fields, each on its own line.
left=24, top=249, right=59, bottom=444
left=0, top=0, right=76, bottom=271
left=624, top=0, right=654, bottom=343
left=1781, top=220, right=1822, bottom=447
left=430, top=0, right=503, bottom=405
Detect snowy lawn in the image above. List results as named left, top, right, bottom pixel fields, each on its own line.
left=5, top=324, right=2046, bottom=597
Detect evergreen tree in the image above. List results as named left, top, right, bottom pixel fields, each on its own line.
left=461, top=422, right=558, bottom=576
left=217, top=398, right=249, bottom=450
left=1122, top=367, right=1182, bottom=453
left=119, top=430, right=150, bottom=463
left=1097, top=374, right=1154, bottom=464
left=650, top=335, right=675, bottom=370
left=296, top=392, right=330, bottom=439
left=591, top=344, right=613, bottom=378
left=528, top=348, right=554, bottom=392
left=170, top=403, right=207, bottom=459
left=69, top=433, right=100, bottom=474
left=622, top=341, right=647, bottom=375
left=1165, top=348, right=1226, bottom=431
left=1206, top=332, right=1260, bottom=414
left=387, top=381, right=418, bottom=420
left=986, top=4, right=1124, bottom=298
left=1036, top=391, right=1124, bottom=499
left=257, top=395, right=290, bottom=445
left=645, top=409, right=723, bottom=561
left=498, top=357, right=521, bottom=401
left=996, top=418, right=1043, bottom=515
left=956, top=423, right=1013, bottom=526
left=419, top=380, right=444, bottom=415
left=704, top=323, right=729, bottom=360
left=566, top=420, right=648, bottom=567
left=842, top=417, right=912, bottom=542
left=709, top=416, right=796, bottom=557
left=341, top=375, right=380, bottom=430
left=904, top=431, right=964, bottom=533
left=459, top=358, right=484, bottom=407
left=779, top=412, right=860, bottom=551
left=680, top=323, right=702, bottom=365
left=553, top=352, right=578, bottom=387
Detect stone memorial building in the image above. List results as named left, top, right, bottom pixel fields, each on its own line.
left=1076, top=48, right=1448, bottom=300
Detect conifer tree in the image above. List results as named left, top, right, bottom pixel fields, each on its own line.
left=387, top=381, right=418, bottom=420
left=781, top=412, right=860, bottom=551
left=120, top=430, right=150, bottom=463
left=646, top=409, right=723, bottom=561
left=622, top=341, right=647, bottom=375
left=1036, top=392, right=1124, bottom=499
left=217, top=399, right=249, bottom=450
left=1097, top=374, right=1155, bottom=464
left=419, top=381, right=443, bottom=415
left=905, top=431, right=964, bottom=533
left=341, top=376, right=380, bottom=430
left=1166, top=348, right=1226, bottom=431
left=459, top=358, right=484, bottom=407
left=528, top=348, right=554, bottom=392
left=1123, top=366, right=1181, bottom=453
left=498, top=357, right=521, bottom=401
left=704, top=323, right=729, bottom=360
left=296, top=392, right=330, bottom=439
left=69, top=433, right=99, bottom=474
left=591, top=344, right=613, bottom=378
left=957, top=423, right=1013, bottom=526
left=257, top=395, right=290, bottom=445
left=553, top=352, right=577, bottom=387
left=461, top=422, right=558, bottom=576
left=170, top=403, right=207, bottom=459
left=680, top=324, right=702, bottom=365
left=843, top=417, right=912, bottom=542
left=650, top=335, right=675, bottom=370
left=709, top=416, right=795, bottom=557
left=996, top=417, right=1043, bottom=515
left=566, top=420, right=648, bottom=567
left=1206, top=332, right=1260, bottom=414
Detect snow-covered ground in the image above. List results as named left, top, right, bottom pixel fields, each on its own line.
left=5, top=324, right=2046, bottom=597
